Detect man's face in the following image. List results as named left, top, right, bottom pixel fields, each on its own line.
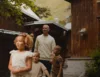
left=42, top=25, right=49, bottom=34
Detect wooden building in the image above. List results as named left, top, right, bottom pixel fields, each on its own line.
left=66, top=0, right=99, bottom=57
left=97, top=1, right=100, bottom=46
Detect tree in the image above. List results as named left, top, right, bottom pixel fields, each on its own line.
left=35, top=6, right=51, bottom=18
left=0, top=0, right=37, bottom=25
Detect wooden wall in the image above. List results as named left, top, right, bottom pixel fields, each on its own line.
left=0, top=17, right=24, bottom=31
left=71, top=0, right=98, bottom=57
left=0, top=34, right=16, bottom=77
left=97, top=2, right=100, bottom=46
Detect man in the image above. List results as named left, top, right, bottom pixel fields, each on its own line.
left=34, top=24, right=56, bottom=73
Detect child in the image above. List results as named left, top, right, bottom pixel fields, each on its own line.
left=8, top=33, right=34, bottom=77
left=31, top=52, right=50, bottom=77
left=51, top=45, right=63, bottom=77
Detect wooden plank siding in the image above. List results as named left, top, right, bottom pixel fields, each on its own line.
left=0, top=17, right=24, bottom=31
left=71, top=0, right=98, bottom=57
left=97, top=2, right=100, bottom=47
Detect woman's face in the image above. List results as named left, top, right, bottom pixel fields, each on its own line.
left=15, top=36, right=25, bottom=51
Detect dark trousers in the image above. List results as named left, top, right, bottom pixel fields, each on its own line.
left=40, top=60, right=52, bottom=74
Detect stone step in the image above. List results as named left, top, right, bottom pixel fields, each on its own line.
left=63, top=57, right=91, bottom=77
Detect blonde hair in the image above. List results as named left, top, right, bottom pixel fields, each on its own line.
left=14, top=33, right=34, bottom=50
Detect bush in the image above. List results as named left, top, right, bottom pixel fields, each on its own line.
left=85, top=48, right=100, bottom=77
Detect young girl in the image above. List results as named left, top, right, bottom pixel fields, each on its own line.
left=31, top=52, right=50, bottom=77
left=8, top=33, right=34, bottom=77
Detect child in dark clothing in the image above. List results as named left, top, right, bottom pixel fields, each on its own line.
left=51, top=45, right=63, bottom=77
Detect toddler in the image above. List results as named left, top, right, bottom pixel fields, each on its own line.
left=31, top=52, right=50, bottom=77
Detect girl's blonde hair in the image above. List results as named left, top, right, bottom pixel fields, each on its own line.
left=14, top=33, right=34, bottom=50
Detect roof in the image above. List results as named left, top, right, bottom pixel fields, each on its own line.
left=24, top=20, right=67, bottom=31
left=64, top=22, right=71, bottom=31
left=0, top=29, right=22, bottom=35
left=10, top=1, right=41, bottom=21
left=21, top=5, right=41, bottom=21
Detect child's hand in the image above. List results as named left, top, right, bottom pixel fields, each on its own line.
left=50, top=53, right=55, bottom=63
left=11, top=68, right=21, bottom=74
left=50, top=53, right=55, bottom=58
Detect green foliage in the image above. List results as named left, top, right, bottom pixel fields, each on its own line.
left=35, top=6, right=51, bottom=18
left=85, top=48, right=100, bottom=77
left=0, top=0, right=52, bottom=25
left=0, top=0, right=37, bottom=25
left=59, top=20, right=66, bottom=26
left=42, top=16, right=54, bottom=21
